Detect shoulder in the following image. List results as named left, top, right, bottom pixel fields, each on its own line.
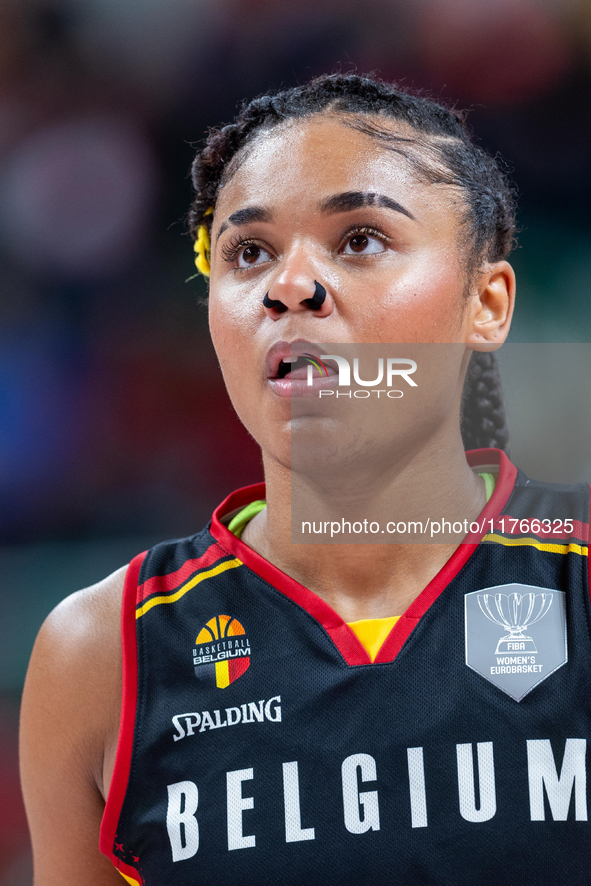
left=40, top=563, right=126, bottom=646
left=21, top=564, right=128, bottom=797
left=20, top=564, right=138, bottom=884
left=31, top=562, right=126, bottom=684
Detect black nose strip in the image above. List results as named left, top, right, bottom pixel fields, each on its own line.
left=304, top=281, right=327, bottom=310
left=263, top=292, right=288, bottom=313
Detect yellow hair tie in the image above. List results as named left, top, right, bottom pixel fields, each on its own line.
left=193, top=207, right=213, bottom=278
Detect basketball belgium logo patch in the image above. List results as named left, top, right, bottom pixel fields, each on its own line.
left=193, top=615, right=251, bottom=689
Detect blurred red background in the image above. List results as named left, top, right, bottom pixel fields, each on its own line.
left=1, top=1, right=591, bottom=880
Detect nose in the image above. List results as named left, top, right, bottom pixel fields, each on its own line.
left=263, top=281, right=328, bottom=313
left=262, top=252, right=333, bottom=319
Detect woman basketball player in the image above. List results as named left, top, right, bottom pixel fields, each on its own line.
left=20, top=74, right=591, bottom=885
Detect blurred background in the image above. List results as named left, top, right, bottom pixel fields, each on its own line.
left=1, top=0, right=591, bottom=880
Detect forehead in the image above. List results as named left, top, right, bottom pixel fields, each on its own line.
left=215, top=115, right=459, bottom=222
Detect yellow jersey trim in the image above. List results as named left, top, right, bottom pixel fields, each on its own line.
left=348, top=616, right=401, bottom=662
left=135, top=558, right=242, bottom=619
left=484, top=533, right=588, bottom=557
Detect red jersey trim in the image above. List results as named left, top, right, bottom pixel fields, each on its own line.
left=210, top=449, right=518, bottom=667
left=100, top=551, right=146, bottom=875
left=114, top=859, right=144, bottom=885
left=137, top=542, right=229, bottom=604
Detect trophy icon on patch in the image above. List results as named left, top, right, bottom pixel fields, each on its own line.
left=477, top=591, right=553, bottom=654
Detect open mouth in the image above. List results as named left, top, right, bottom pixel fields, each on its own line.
left=276, top=354, right=337, bottom=380
left=265, top=341, right=340, bottom=397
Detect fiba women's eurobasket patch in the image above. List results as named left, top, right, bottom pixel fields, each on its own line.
left=193, top=614, right=251, bottom=688
left=465, top=584, right=567, bottom=702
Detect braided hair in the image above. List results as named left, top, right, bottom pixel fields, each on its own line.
left=188, top=73, right=516, bottom=452
left=461, top=351, right=510, bottom=453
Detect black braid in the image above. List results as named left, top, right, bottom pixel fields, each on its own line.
left=461, top=352, right=510, bottom=453
left=189, top=72, right=517, bottom=452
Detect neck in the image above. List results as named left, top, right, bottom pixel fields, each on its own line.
left=240, top=430, right=487, bottom=622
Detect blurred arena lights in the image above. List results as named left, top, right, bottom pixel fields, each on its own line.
left=417, top=0, right=573, bottom=103
left=0, top=114, right=157, bottom=280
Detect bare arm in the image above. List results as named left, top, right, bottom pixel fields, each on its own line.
left=20, top=566, right=127, bottom=886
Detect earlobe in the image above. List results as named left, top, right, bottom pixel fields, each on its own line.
left=466, top=260, right=516, bottom=349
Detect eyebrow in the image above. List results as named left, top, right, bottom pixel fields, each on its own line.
left=216, top=206, right=272, bottom=241
left=319, top=191, right=415, bottom=221
left=215, top=190, right=414, bottom=243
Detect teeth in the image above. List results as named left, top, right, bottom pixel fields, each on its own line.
left=282, top=355, right=298, bottom=364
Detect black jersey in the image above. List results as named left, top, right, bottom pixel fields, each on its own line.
left=100, top=449, right=591, bottom=886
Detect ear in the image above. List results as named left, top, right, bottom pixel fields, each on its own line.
left=465, top=260, right=515, bottom=349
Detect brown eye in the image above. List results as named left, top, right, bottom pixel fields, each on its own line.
left=350, top=234, right=369, bottom=253
left=342, top=231, right=387, bottom=256
left=237, top=243, right=272, bottom=269
left=243, top=245, right=260, bottom=264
